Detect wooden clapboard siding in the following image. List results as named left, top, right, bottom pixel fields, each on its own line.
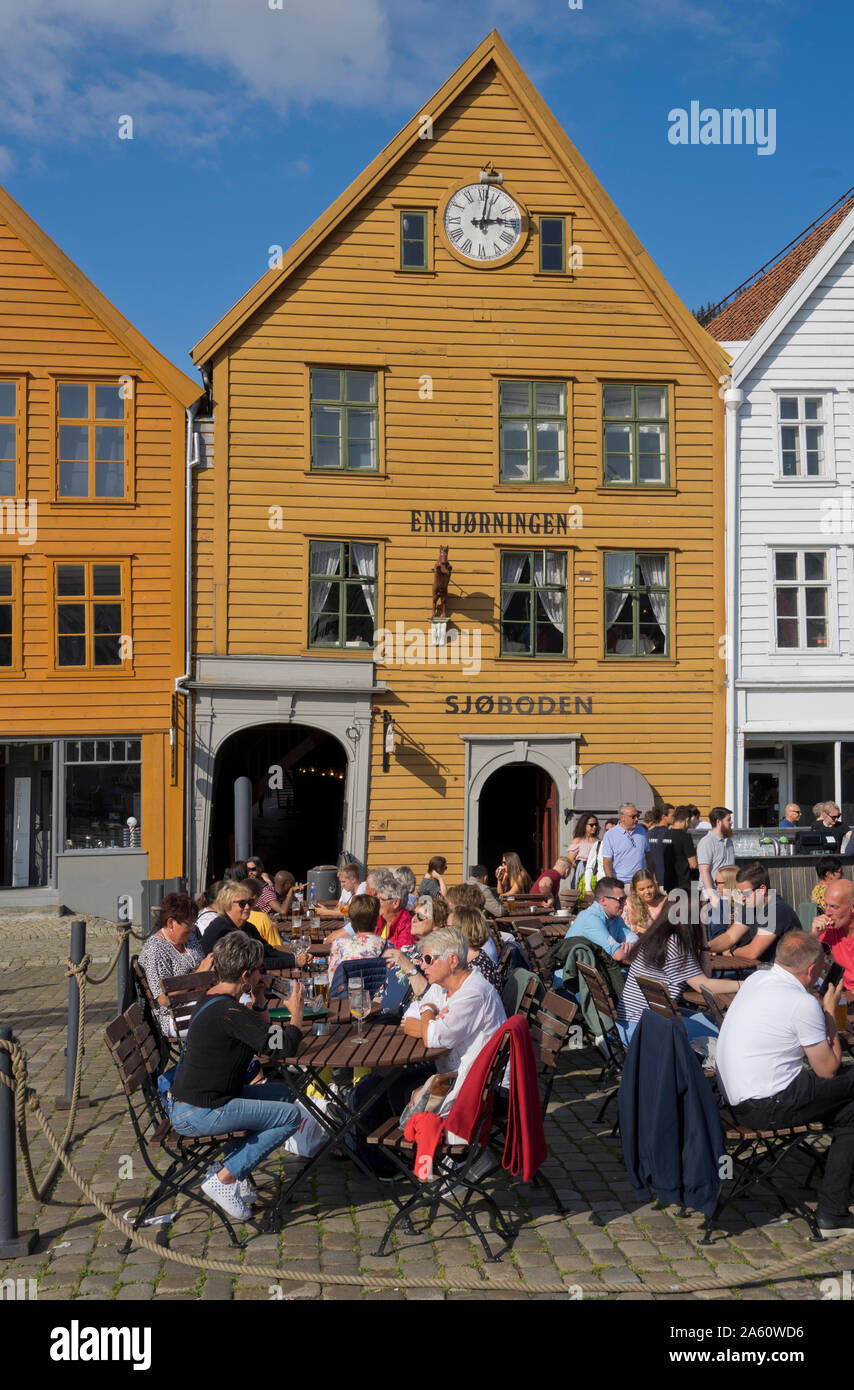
left=0, top=189, right=201, bottom=879
left=193, top=35, right=728, bottom=876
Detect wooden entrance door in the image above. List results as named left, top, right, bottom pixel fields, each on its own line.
left=535, top=768, right=556, bottom=870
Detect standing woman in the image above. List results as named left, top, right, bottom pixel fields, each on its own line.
left=496, top=851, right=532, bottom=896
left=567, top=814, right=600, bottom=890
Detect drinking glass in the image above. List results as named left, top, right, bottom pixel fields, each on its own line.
left=292, top=914, right=302, bottom=935
left=348, top=980, right=367, bottom=1044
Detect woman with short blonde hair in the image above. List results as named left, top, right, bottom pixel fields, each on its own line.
left=452, top=905, right=501, bottom=992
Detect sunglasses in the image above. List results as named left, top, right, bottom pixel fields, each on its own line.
left=414, top=912, right=430, bottom=922
left=605, top=895, right=626, bottom=905
left=421, top=953, right=448, bottom=966
left=234, top=899, right=251, bottom=908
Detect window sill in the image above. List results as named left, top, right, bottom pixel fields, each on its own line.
left=498, top=654, right=573, bottom=662
left=595, top=485, right=676, bottom=496
left=601, top=656, right=675, bottom=664
left=764, top=650, right=840, bottom=659
left=301, top=647, right=375, bottom=658
left=532, top=271, right=575, bottom=280
left=771, top=476, right=837, bottom=485
left=495, top=483, right=578, bottom=493
left=47, top=667, right=135, bottom=678
left=392, top=268, right=436, bottom=277
left=48, top=498, right=136, bottom=508
left=302, top=469, right=388, bottom=480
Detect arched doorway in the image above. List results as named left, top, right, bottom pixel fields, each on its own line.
left=209, top=723, right=347, bottom=881
left=477, top=763, right=556, bottom=883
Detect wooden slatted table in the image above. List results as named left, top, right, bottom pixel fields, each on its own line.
left=264, top=1001, right=446, bottom=1216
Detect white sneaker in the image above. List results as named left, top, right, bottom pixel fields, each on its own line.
left=201, top=1173, right=251, bottom=1222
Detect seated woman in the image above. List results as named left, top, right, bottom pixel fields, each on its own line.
left=374, top=871, right=414, bottom=947
left=195, top=881, right=225, bottom=939
left=496, top=851, right=532, bottom=897
left=328, top=893, right=386, bottom=981
left=616, top=898, right=739, bottom=1045
left=452, top=905, right=502, bottom=992
left=384, top=894, right=448, bottom=1001
left=169, top=932, right=304, bottom=1223
left=203, top=880, right=299, bottom=970
left=707, top=865, right=738, bottom=939
left=418, top=855, right=448, bottom=901
left=245, top=877, right=286, bottom=949
left=622, top=870, right=667, bottom=934
left=812, top=855, right=844, bottom=913
left=139, top=892, right=211, bottom=1038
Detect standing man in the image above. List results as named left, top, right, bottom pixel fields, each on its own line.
left=601, top=804, right=655, bottom=890
left=716, top=930, right=854, bottom=1236
left=646, top=804, right=675, bottom=887
left=666, top=806, right=699, bottom=894
left=697, top=807, right=735, bottom=910
left=780, top=803, right=802, bottom=829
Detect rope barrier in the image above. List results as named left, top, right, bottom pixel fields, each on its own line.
left=3, top=946, right=854, bottom=1294
left=4, top=1041, right=854, bottom=1295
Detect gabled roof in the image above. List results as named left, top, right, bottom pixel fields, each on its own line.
left=0, top=183, right=202, bottom=408
left=191, top=30, right=729, bottom=384
left=705, top=187, right=854, bottom=341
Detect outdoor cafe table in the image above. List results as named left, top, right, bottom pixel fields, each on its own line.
left=262, top=1000, right=447, bottom=1218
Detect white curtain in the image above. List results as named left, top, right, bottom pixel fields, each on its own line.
left=639, top=554, right=668, bottom=629
left=310, top=543, right=341, bottom=626
left=534, top=552, right=565, bottom=634
left=350, top=543, right=375, bottom=619
left=605, top=553, right=633, bottom=627
left=501, top=553, right=527, bottom=613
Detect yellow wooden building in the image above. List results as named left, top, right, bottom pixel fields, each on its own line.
left=0, top=184, right=201, bottom=918
left=188, top=31, right=730, bottom=887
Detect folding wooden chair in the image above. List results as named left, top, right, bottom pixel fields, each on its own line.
left=161, top=970, right=217, bottom=1038
left=577, top=961, right=626, bottom=1122
left=367, top=1032, right=514, bottom=1261
left=634, top=974, right=679, bottom=1020
left=104, top=1002, right=248, bottom=1250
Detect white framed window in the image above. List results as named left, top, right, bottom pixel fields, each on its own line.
left=772, top=549, right=833, bottom=651
left=771, top=390, right=835, bottom=480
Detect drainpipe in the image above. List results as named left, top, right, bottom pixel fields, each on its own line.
left=175, top=397, right=203, bottom=890
left=724, top=384, right=744, bottom=814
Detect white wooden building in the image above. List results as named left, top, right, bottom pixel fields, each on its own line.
left=707, top=192, right=854, bottom=826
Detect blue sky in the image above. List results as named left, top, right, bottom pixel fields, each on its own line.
left=0, top=0, right=849, bottom=373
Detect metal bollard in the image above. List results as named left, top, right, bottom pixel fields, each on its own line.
left=0, top=1024, right=36, bottom=1256
left=56, top=918, right=93, bottom=1111
left=116, top=926, right=130, bottom=1016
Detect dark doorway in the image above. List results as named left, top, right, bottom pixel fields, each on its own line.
left=477, top=763, right=556, bottom=885
left=209, top=724, right=347, bottom=882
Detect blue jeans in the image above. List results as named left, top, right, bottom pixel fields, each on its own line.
left=618, top=1010, right=719, bottom=1047
left=170, top=1083, right=301, bottom=1181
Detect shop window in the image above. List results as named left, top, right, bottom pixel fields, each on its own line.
left=64, top=737, right=141, bottom=849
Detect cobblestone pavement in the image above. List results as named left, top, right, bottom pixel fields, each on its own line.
left=0, top=916, right=846, bottom=1301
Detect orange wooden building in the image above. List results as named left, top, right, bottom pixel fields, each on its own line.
left=188, top=31, right=730, bottom=887
left=0, top=185, right=201, bottom=918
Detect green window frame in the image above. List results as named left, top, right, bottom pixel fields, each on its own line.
left=500, top=550, right=567, bottom=657
left=310, top=369, right=378, bottom=472
left=604, top=552, right=669, bottom=657
left=308, top=540, right=377, bottom=649
left=539, top=216, right=567, bottom=273
left=499, top=380, right=567, bottom=484
left=400, top=210, right=428, bottom=270
left=603, top=383, right=669, bottom=486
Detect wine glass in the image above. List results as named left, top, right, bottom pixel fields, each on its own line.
left=348, top=979, right=367, bottom=1044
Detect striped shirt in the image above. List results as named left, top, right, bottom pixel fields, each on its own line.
left=617, top=936, right=701, bottom=1025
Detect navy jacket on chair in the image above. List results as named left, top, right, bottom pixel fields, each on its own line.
left=618, top=1010, right=725, bottom=1217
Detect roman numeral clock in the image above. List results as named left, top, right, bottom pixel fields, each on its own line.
left=440, top=177, right=529, bottom=267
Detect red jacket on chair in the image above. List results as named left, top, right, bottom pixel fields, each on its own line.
left=447, top=1015, right=546, bottom=1182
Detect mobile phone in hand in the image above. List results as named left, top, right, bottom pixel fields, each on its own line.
left=819, top=960, right=845, bottom=997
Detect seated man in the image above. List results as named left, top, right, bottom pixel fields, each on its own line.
left=564, top=877, right=637, bottom=961
left=534, top=856, right=572, bottom=910
left=716, top=929, right=854, bottom=1236
left=315, top=862, right=368, bottom=921
left=706, top=860, right=800, bottom=963
left=813, top=879, right=854, bottom=988
left=169, top=932, right=304, bottom=1223
left=466, top=864, right=507, bottom=919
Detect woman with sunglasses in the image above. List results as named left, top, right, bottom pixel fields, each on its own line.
left=204, top=881, right=302, bottom=970
left=384, top=895, right=449, bottom=999
left=568, top=814, right=600, bottom=890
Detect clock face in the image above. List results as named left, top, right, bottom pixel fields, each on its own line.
left=442, top=183, right=527, bottom=266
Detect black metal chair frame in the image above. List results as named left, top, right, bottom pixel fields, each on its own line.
left=701, top=1104, right=829, bottom=1244
left=104, top=1002, right=248, bottom=1251
left=366, top=1032, right=515, bottom=1262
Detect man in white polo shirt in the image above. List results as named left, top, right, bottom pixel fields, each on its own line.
left=716, top=929, right=854, bottom=1235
